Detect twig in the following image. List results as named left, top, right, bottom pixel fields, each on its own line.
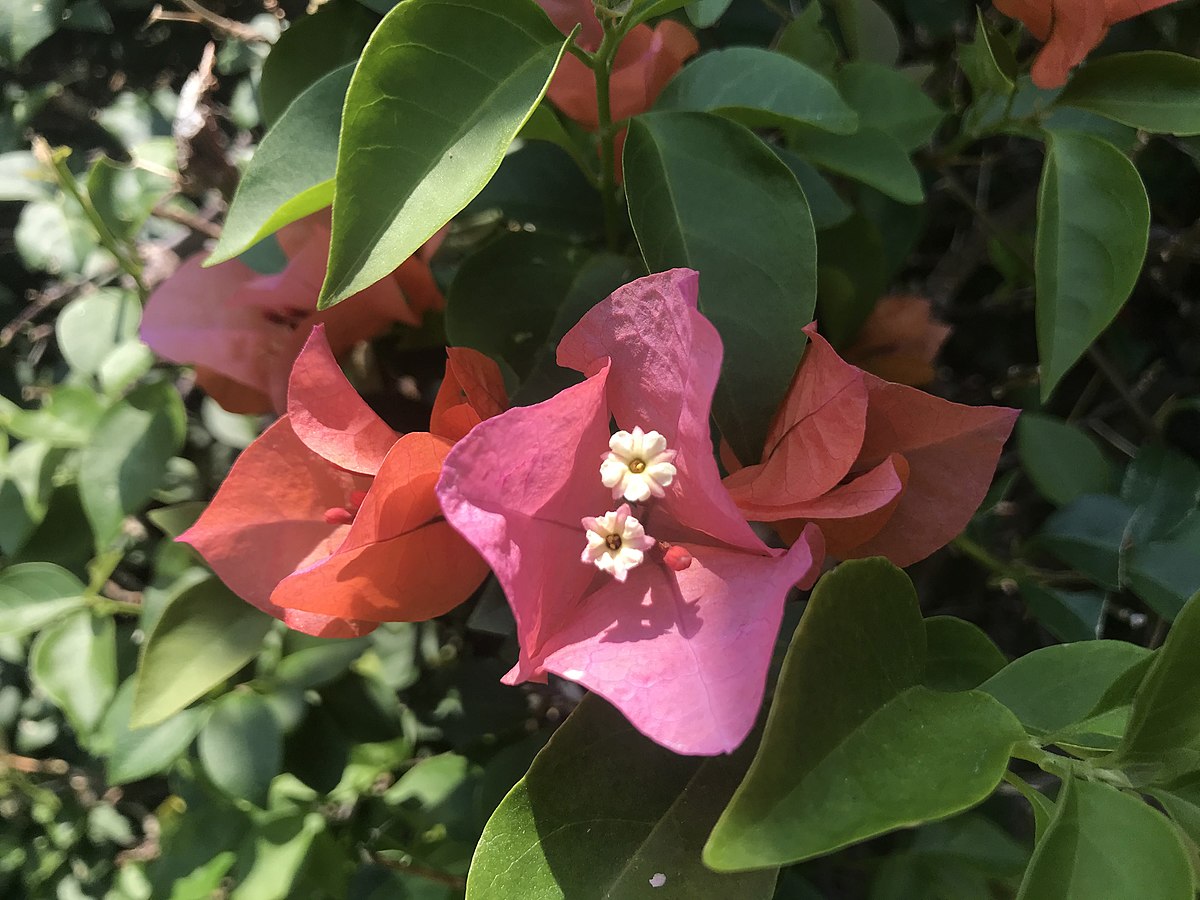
left=1085, top=345, right=1160, bottom=437
left=365, top=851, right=467, bottom=890
left=150, top=1, right=266, bottom=43
left=152, top=200, right=222, bottom=239
left=1, top=754, right=70, bottom=775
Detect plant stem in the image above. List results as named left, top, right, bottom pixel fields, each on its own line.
left=592, top=19, right=623, bottom=252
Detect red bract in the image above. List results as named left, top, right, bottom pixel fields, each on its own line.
left=538, top=1, right=698, bottom=130
left=844, top=294, right=951, bottom=386
left=994, top=0, right=1180, bottom=88
left=180, top=326, right=504, bottom=637
left=437, top=270, right=823, bottom=756
left=141, top=213, right=445, bottom=414
left=724, top=325, right=1017, bottom=567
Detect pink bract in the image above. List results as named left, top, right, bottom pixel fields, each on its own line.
left=141, top=213, right=445, bottom=414
left=180, top=326, right=505, bottom=636
left=437, top=269, right=823, bottom=756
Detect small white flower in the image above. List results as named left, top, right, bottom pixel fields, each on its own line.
left=581, top=504, right=656, bottom=582
left=600, top=427, right=677, bottom=503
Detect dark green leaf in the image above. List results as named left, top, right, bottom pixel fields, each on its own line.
left=1121, top=443, right=1200, bottom=543
left=957, top=7, right=1017, bottom=98
left=0, top=562, right=87, bottom=637
left=776, top=3, right=839, bottom=74
left=445, top=231, right=585, bottom=379
left=208, top=64, right=352, bottom=264
left=686, top=0, right=734, bottom=27
left=789, top=125, right=924, bottom=204
left=624, top=111, right=817, bottom=464
left=1017, top=413, right=1114, bottom=506
left=922, top=616, right=1007, bottom=692
left=815, top=212, right=887, bottom=346
left=0, top=0, right=66, bottom=66
left=1115, top=591, right=1200, bottom=775
left=836, top=61, right=943, bottom=151
left=705, top=559, right=1023, bottom=869
left=132, top=578, right=274, bottom=728
left=102, top=679, right=204, bottom=784
left=320, top=0, right=569, bottom=306
left=978, top=640, right=1149, bottom=736
left=1017, top=580, right=1105, bottom=643
left=229, top=811, right=326, bottom=898
left=467, top=695, right=777, bottom=898
left=463, top=141, right=602, bottom=235
left=1035, top=130, right=1149, bottom=399
left=834, top=0, right=901, bottom=66
left=1126, top=511, right=1200, bottom=621
left=773, top=149, right=853, bottom=230
left=198, top=690, right=283, bottom=807
left=1037, top=494, right=1136, bottom=590
left=1057, top=52, right=1200, bottom=137
left=258, top=0, right=377, bottom=126
left=655, top=48, right=858, bottom=133
left=1016, top=777, right=1191, bottom=900
left=29, top=610, right=117, bottom=736
left=80, top=378, right=186, bottom=546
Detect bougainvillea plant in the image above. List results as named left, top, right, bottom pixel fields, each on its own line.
left=2, top=0, right=1200, bottom=896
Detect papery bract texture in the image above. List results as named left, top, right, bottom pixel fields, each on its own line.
left=844, top=295, right=951, bottom=386
left=994, top=0, right=1181, bottom=87
left=437, top=269, right=823, bottom=756
left=180, top=326, right=504, bottom=636
left=141, top=213, right=445, bottom=414
left=724, top=325, right=1018, bottom=567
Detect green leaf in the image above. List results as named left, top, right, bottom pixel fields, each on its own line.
left=1017, top=413, right=1114, bottom=506
left=445, top=231, right=585, bottom=379
left=79, top=378, right=186, bottom=547
left=1016, top=777, right=1192, bottom=900
left=1115, top=591, right=1200, bottom=774
left=14, top=197, right=98, bottom=275
left=1127, top=512, right=1200, bottom=621
left=86, top=155, right=173, bottom=241
left=1017, top=580, right=1105, bottom=643
left=836, top=61, right=943, bottom=151
left=29, top=610, right=117, bottom=737
left=1056, top=52, right=1200, bottom=137
left=320, top=0, right=569, bottom=307
left=1122, top=443, right=1200, bottom=543
left=789, top=125, right=924, bottom=204
left=705, top=559, right=1024, bottom=869
left=834, top=0, right=901, bottom=66
left=958, top=7, right=1017, bottom=98
left=198, top=691, right=283, bottom=807
left=0, top=151, right=53, bottom=202
left=1149, top=772, right=1200, bottom=849
left=686, top=0, right=734, bottom=27
left=275, top=639, right=370, bottom=691
left=978, top=640, right=1149, bottom=737
left=0, top=384, right=107, bottom=447
left=1035, top=130, right=1149, bottom=399
left=0, top=0, right=66, bottom=66
left=207, top=64, right=352, bottom=265
left=624, top=111, right=817, bottom=464
left=0, top=562, right=87, bottom=637
left=815, top=212, right=888, bottom=345
left=467, top=695, right=776, bottom=899
left=102, top=679, right=204, bottom=784
left=229, top=812, right=326, bottom=900
left=655, top=48, right=858, bottom=134
left=776, top=3, right=840, bottom=75
left=131, top=578, right=274, bottom=728
left=258, top=0, right=377, bottom=126
left=773, top=149, right=853, bottom=231
left=1037, top=494, right=1136, bottom=590
left=922, top=615, right=1007, bottom=692
left=56, top=288, right=141, bottom=377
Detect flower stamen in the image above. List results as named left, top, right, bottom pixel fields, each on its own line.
left=601, top=426, right=677, bottom=503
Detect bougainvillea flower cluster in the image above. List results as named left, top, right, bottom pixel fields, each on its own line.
left=180, top=325, right=505, bottom=637
left=538, top=0, right=698, bottom=130
left=437, top=269, right=824, bottom=756
left=723, top=325, right=1018, bottom=567
left=994, top=0, right=1181, bottom=87
left=141, top=212, right=444, bottom=414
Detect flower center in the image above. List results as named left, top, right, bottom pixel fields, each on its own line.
left=600, top=427, right=677, bottom=503
left=582, top=504, right=656, bottom=583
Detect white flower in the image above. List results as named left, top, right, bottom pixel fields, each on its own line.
left=600, top=427, right=677, bottom=503
left=581, top=504, right=656, bottom=582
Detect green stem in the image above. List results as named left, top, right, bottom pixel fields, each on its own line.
left=33, top=136, right=147, bottom=300
left=952, top=535, right=1023, bottom=581
left=592, top=19, right=623, bottom=252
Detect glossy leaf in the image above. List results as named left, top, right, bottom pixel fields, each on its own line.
left=1017, top=413, right=1114, bottom=506
left=1035, top=130, right=1149, bottom=399
left=789, top=125, right=924, bottom=204
left=198, top=690, right=283, bottom=807
left=131, top=578, right=274, bottom=728
left=624, top=111, right=817, bottom=463
left=705, top=559, right=1023, bottom=869
left=467, top=695, right=776, bottom=899
left=0, top=562, right=87, bottom=637
left=1016, top=778, right=1192, bottom=900
left=655, top=47, right=858, bottom=133
left=320, top=0, right=569, bottom=306
left=208, top=64, right=352, bottom=265
left=29, top=610, right=118, bottom=737
left=79, top=379, right=186, bottom=546
left=1057, top=52, right=1200, bottom=137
